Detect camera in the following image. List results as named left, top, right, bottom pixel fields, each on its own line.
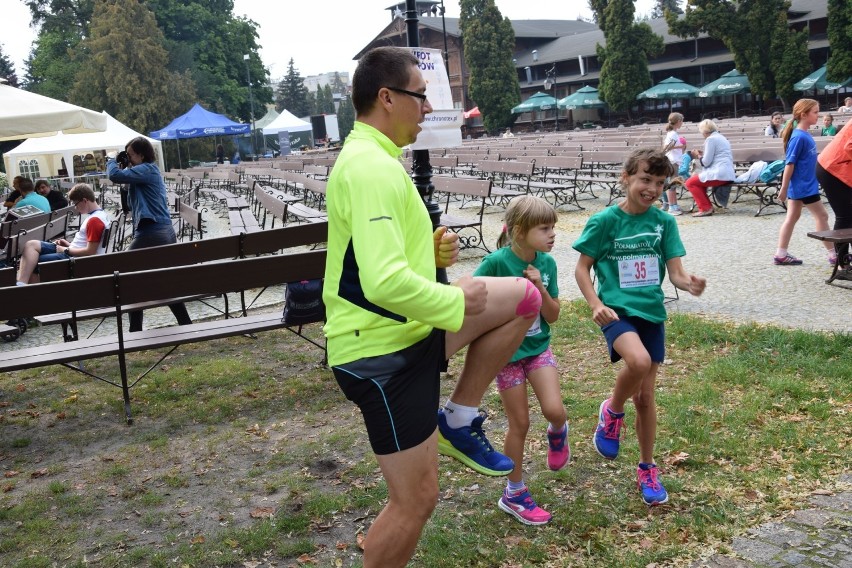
left=116, top=151, right=130, bottom=169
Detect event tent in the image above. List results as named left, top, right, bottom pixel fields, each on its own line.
left=261, top=109, right=313, bottom=152
left=558, top=86, right=607, bottom=110
left=0, top=84, right=107, bottom=142
left=4, top=112, right=164, bottom=181
left=149, top=103, right=249, bottom=140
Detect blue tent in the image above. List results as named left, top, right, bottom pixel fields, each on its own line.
left=149, top=103, right=249, bottom=140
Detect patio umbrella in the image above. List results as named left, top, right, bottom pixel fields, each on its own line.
left=463, top=106, right=481, bottom=119
left=511, top=91, right=558, bottom=114
left=698, top=69, right=751, bottom=116
left=636, top=76, right=700, bottom=110
left=558, top=86, right=607, bottom=110
left=793, top=65, right=852, bottom=92
left=0, top=84, right=107, bottom=142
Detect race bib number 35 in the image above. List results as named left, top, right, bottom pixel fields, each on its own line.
left=618, top=255, right=660, bottom=288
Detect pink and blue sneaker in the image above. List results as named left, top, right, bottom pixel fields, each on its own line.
left=497, top=487, right=552, bottom=525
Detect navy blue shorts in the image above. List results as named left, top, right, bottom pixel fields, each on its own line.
left=332, top=328, right=446, bottom=455
left=601, top=316, right=665, bottom=364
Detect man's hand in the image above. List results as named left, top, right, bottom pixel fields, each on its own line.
left=433, top=226, right=459, bottom=268
left=453, top=275, right=487, bottom=315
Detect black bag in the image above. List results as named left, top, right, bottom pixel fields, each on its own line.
left=283, top=279, right=325, bottom=326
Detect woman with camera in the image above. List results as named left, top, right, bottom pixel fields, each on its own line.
left=107, top=137, right=192, bottom=331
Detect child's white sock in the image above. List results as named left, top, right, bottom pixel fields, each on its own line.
left=442, top=401, right=478, bottom=429
left=507, top=479, right=525, bottom=493
left=15, top=281, right=27, bottom=286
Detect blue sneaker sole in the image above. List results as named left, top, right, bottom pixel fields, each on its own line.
left=437, top=432, right=513, bottom=476
left=641, top=492, right=669, bottom=506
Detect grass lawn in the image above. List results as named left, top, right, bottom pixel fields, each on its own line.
left=0, top=301, right=849, bottom=567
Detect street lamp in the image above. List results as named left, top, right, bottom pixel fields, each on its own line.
left=544, top=64, right=558, bottom=131
left=430, top=0, right=449, bottom=73
left=243, top=53, right=257, bottom=160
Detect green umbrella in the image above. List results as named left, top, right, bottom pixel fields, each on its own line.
left=511, top=91, right=558, bottom=114
left=636, top=76, right=699, bottom=103
left=557, top=85, right=607, bottom=110
left=793, top=65, right=852, bottom=92
left=698, top=69, right=751, bottom=116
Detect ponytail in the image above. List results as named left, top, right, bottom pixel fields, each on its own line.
left=780, top=119, right=795, bottom=152
left=496, top=224, right=510, bottom=249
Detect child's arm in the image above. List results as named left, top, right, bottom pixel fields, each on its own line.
left=574, top=253, right=619, bottom=326
left=523, top=265, right=560, bottom=323
left=666, top=257, right=706, bottom=296
left=778, top=162, right=795, bottom=203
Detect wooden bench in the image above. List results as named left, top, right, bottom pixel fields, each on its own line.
left=432, top=175, right=492, bottom=253
left=476, top=160, right=531, bottom=206
left=177, top=200, right=204, bottom=240
left=527, top=155, right=586, bottom=210
left=2, top=223, right=328, bottom=423
left=807, top=228, right=852, bottom=287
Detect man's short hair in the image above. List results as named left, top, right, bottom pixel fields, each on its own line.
left=18, top=178, right=34, bottom=194
left=351, top=47, right=419, bottom=116
left=68, top=183, right=96, bottom=203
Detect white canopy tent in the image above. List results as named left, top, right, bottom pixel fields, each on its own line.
left=261, top=109, right=312, bottom=136
left=3, top=112, right=164, bottom=181
left=0, top=84, right=107, bottom=141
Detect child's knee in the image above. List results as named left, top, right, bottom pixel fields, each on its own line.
left=514, top=278, right=542, bottom=319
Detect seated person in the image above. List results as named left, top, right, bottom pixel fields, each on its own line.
left=839, top=97, right=852, bottom=114
left=820, top=114, right=837, bottom=136
left=34, top=179, right=69, bottom=211
left=3, top=176, right=27, bottom=208
left=764, top=112, right=783, bottom=138
left=12, top=177, right=51, bottom=213
left=15, top=183, right=111, bottom=285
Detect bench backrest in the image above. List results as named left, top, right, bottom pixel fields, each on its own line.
left=254, top=184, right=289, bottom=223
left=432, top=175, right=492, bottom=198
left=35, top=222, right=328, bottom=282
left=535, top=155, right=583, bottom=171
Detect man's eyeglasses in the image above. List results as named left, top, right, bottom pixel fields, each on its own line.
left=385, top=87, right=428, bottom=103
left=71, top=200, right=81, bottom=207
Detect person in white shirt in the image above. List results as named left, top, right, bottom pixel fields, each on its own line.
left=839, top=97, right=852, bottom=114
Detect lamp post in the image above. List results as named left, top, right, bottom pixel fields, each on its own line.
left=544, top=64, right=558, bottom=131
left=243, top=53, right=257, bottom=160
left=430, top=0, right=449, bottom=73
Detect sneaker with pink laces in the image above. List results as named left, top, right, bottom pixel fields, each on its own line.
left=593, top=398, right=624, bottom=460
left=497, top=487, right=552, bottom=525
left=546, top=423, right=570, bottom=471
left=637, top=463, right=669, bottom=506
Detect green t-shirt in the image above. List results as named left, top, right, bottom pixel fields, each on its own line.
left=322, top=122, right=465, bottom=367
left=572, top=205, right=685, bottom=323
left=473, top=247, right=558, bottom=362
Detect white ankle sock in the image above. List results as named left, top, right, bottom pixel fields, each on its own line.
left=443, top=401, right=478, bottom=429
left=15, top=281, right=27, bottom=286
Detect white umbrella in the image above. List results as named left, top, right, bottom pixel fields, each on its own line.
left=0, top=84, right=107, bottom=142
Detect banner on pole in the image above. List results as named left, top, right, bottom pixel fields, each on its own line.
left=406, top=47, right=462, bottom=150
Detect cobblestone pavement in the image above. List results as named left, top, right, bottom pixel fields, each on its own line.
left=2, top=186, right=849, bottom=567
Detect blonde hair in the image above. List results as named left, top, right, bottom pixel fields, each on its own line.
left=496, top=195, right=557, bottom=249
left=665, top=112, right=684, bottom=131
left=781, top=98, right=818, bottom=151
left=698, top=119, right=718, bottom=135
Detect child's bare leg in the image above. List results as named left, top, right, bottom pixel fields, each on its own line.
left=528, top=366, right=567, bottom=427
left=609, top=333, right=652, bottom=413
left=632, top=364, right=660, bottom=464
left=499, top=385, right=530, bottom=483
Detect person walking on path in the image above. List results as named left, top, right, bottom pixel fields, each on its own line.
left=661, top=112, right=687, bottom=216
left=773, top=99, right=835, bottom=266
left=815, top=118, right=852, bottom=279
left=322, top=47, right=535, bottom=568
left=573, top=147, right=706, bottom=506
left=685, top=119, right=736, bottom=217
left=107, top=137, right=192, bottom=331
left=473, top=195, right=569, bottom=526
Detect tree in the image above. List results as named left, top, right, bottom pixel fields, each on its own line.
left=69, top=0, right=196, bottom=134
left=337, top=95, right=355, bottom=141
left=666, top=0, right=805, bottom=102
left=770, top=15, right=811, bottom=109
left=330, top=72, right=348, bottom=95
left=0, top=46, right=18, bottom=87
left=592, top=0, right=664, bottom=115
left=459, top=0, right=519, bottom=133
left=651, top=0, right=682, bottom=19
left=276, top=59, right=311, bottom=118
left=826, top=0, right=852, bottom=83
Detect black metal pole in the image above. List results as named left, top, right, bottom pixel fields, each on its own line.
left=439, top=0, right=449, bottom=74
left=405, top=0, right=446, bottom=283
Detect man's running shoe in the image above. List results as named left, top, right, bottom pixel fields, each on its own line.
left=546, top=423, right=570, bottom=471
left=497, top=487, right=552, bottom=525
left=437, top=409, right=514, bottom=476
left=593, top=398, right=624, bottom=460
left=637, top=463, right=669, bottom=506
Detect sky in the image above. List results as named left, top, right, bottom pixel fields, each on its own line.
left=1, top=0, right=656, bottom=82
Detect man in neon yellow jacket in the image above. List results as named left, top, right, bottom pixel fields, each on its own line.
left=324, top=47, right=539, bottom=567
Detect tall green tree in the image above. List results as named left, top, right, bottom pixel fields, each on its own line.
left=665, top=0, right=805, bottom=102
left=651, top=0, right=682, bottom=19
left=337, top=95, right=355, bottom=141
left=591, top=0, right=664, bottom=114
left=318, top=85, right=335, bottom=114
left=826, top=0, right=852, bottom=83
left=459, top=0, right=519, bottom=133
left=276, top=59, right=311, bottom=118
left=68, top=0, right=196, bottom=134
left=330, top=72, right=348, bottom=95
left=0, top=46, right=19, bottom=87
left=769, top=14, right=811, bottom=109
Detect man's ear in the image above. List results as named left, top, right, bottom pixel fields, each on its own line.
left=377, top=87, right=394, bottom=111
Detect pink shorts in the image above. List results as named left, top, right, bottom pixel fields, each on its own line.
left=495, top=347, right=557, bottom=392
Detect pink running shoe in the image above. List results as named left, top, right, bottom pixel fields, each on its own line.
left=498, top=487, right=552, bottom=525
left=546, top=423, right=570, bottom=471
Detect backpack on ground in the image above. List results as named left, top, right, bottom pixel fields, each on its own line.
left=282, top=279, right=325, bottom=326
left=759, top=160, right=785, bottom=183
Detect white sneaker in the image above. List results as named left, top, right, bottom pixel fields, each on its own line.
left=669, top=206, right=683, bottom=216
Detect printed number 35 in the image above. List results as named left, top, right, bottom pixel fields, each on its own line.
left=634, top=261, right=646, bottom=279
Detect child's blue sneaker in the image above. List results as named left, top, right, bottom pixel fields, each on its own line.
left=593, top=398, right=624, bottom=460
left=437, top=409, right=514, bottom=476
left=637, top=463, right=669, bottom=506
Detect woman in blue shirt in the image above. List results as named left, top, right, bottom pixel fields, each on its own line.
left=107, top=137, right=192, bottom=330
